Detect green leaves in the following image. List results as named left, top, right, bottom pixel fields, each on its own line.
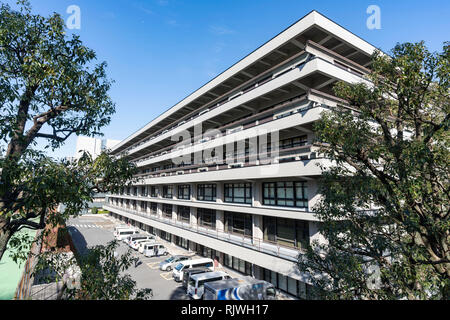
left=299, top=42, right=450, bottom=300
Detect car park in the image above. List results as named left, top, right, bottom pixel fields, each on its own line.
left=187, top=271, right=231, bottom=300
left=159, top=255, right=190, bottom=271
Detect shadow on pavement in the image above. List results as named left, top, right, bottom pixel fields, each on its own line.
left=168, top=286, right=191, bottom=300
left=67, top=226, right=88, bottom=256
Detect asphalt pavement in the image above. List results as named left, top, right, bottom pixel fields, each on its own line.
left=67, top=214, right=190, bottom=300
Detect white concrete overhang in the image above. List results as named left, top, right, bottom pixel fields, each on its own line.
left=136, top=158, right=332, bottom=185
left=106, top=195, right=320, bottom=222
left=136, top=104, right=324, bottom=168
left=111, top=10, right=378, bottom=155
left=124, top=57, right=370, bottom=159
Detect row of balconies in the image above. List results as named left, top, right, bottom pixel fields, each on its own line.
left=132, top=144, right=318, bottom=181
left=131, top=93, right=316, bottom=166
left=117, top=40, right=370, bottom=159
left=104, top=204, right=303, bottom=262
left=118, top=51, right=313, bottom=157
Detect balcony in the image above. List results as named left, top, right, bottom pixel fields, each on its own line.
left=104, top=204, right=303, bottom=262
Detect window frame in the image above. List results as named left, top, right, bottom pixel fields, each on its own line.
left=262, top=181, right=308, bottom=208
left=224, top=183, right=252, bottom=204
left=197, top=184, right=217, bottom=202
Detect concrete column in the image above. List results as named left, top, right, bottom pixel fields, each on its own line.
left=252, top=214, right=264, bottom=246
left=252, top=181, right=262, bottom=207
left=309, top=221, right=327, bottom=245
left=172, top=204, right=177, bottom=222
left=137, top=186, right=141, bottom=197
left=216, top=210, right=224, bottom=232
left=307, top=179, right=319, bottom=211
left=191, top=207, right=198, bottom=226
left=216, top=182, right=223, bottom=204
left=157, top=203, right=162, bottom=217
left=191, top=183, right=197, bottom=201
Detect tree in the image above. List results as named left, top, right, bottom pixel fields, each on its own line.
left=35, top=240, right=153, bottom=300
left=298, top=42, right=449, bottom=300
left=0, top=1, right=135, bottom=261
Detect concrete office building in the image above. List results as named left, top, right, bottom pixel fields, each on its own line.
left=74, top=136, right=121, bottom=212
left=103, top=11, right=377, bottom=299
left=75, top=136, right=121, bottom=160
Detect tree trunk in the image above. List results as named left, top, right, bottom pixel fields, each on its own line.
left=0, top=227, right=12, bottom=262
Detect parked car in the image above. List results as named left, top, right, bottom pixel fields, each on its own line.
left=113, top=225, right=132, bottom=237
left=142, top=243, right=168, bottom=257
left=114, top=228, right=139, bottom=241
left=182, top=267, right=213, bottom=289
left=124, top=234, right=150, bottom=246
left=187, top=271, right=231, bottom=299
left=129, top=236, right=155, bottom=250
left=172, top=258, right=214, bottom=282
left=138, top=240, right=157, bottom=254
left=159, top=255, right=190, bottom=271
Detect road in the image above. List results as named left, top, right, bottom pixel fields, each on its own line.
left=67, top=214, right=190, bottom=300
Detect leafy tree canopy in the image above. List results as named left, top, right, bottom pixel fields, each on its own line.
left=0, top=1, right=135, bottom=265
left=298, top=41, right=449, bottom=300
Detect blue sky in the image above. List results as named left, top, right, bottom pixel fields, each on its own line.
left=3, top=0, right=450, bottom=158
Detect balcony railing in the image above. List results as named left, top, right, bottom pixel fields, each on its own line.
left=132, top=144, right=319, bottom=181
left=121, top=53, right=313, bottom=157
left=132, top=93, right=313, bottom=165
left=104, top=204, right=303, bottom=262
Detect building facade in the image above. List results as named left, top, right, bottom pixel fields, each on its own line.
left=103, top=11, right=377, bottom=299
left=75, top=136, right=121, bottom=160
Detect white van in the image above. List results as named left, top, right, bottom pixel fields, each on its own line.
left=172, top=258, right=214, bottom=282
left=138, top=240, right=157, bottom=254
left=187, top=271, right=231, bottom=299
left=127, top=235, right=154, bottom=248
left=113, top=225, right=130, bottom=237
left=130, top=237, right=155, bottom=250
left=142, top=243, right=168, bottom=257
left=115, top=228, right=139, bottom=241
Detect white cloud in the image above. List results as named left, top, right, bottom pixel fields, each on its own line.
left=209, top=25, right=235, bottom=35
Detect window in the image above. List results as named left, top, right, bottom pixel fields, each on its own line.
left=280, top=135, right=308, bottom=149
left=177, top=185, right=191, bottom=200
left=150, top=202, right=157, bottom=216
left=263, top=181, right=308, bottom=208
left=160, top=231, right=171, bottom=241
left=177, top=206, right=190, bottom=223
left=262, top=268, right=313, bottom=299
left=162, top=185, right=173, bottom=198
left=224, top=212, right=252, bottom=237
left=150, top=186, right=158, bottom=197
left=197, top=208, right=216, bottom=229
left=197, top=184, right=216, bottom=202
left=263, top=217, right=309, bottom=249
left=162, top=204, right=173, bottom=219
left=141, top=186, right=148, bottom=197
left=175, top=236, right=189, bottom=249
left=224, top=254, right=252, bottom=275
left=140, top=201, right=147, bottom=212
left=224, top=183, right=252, bottom=204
